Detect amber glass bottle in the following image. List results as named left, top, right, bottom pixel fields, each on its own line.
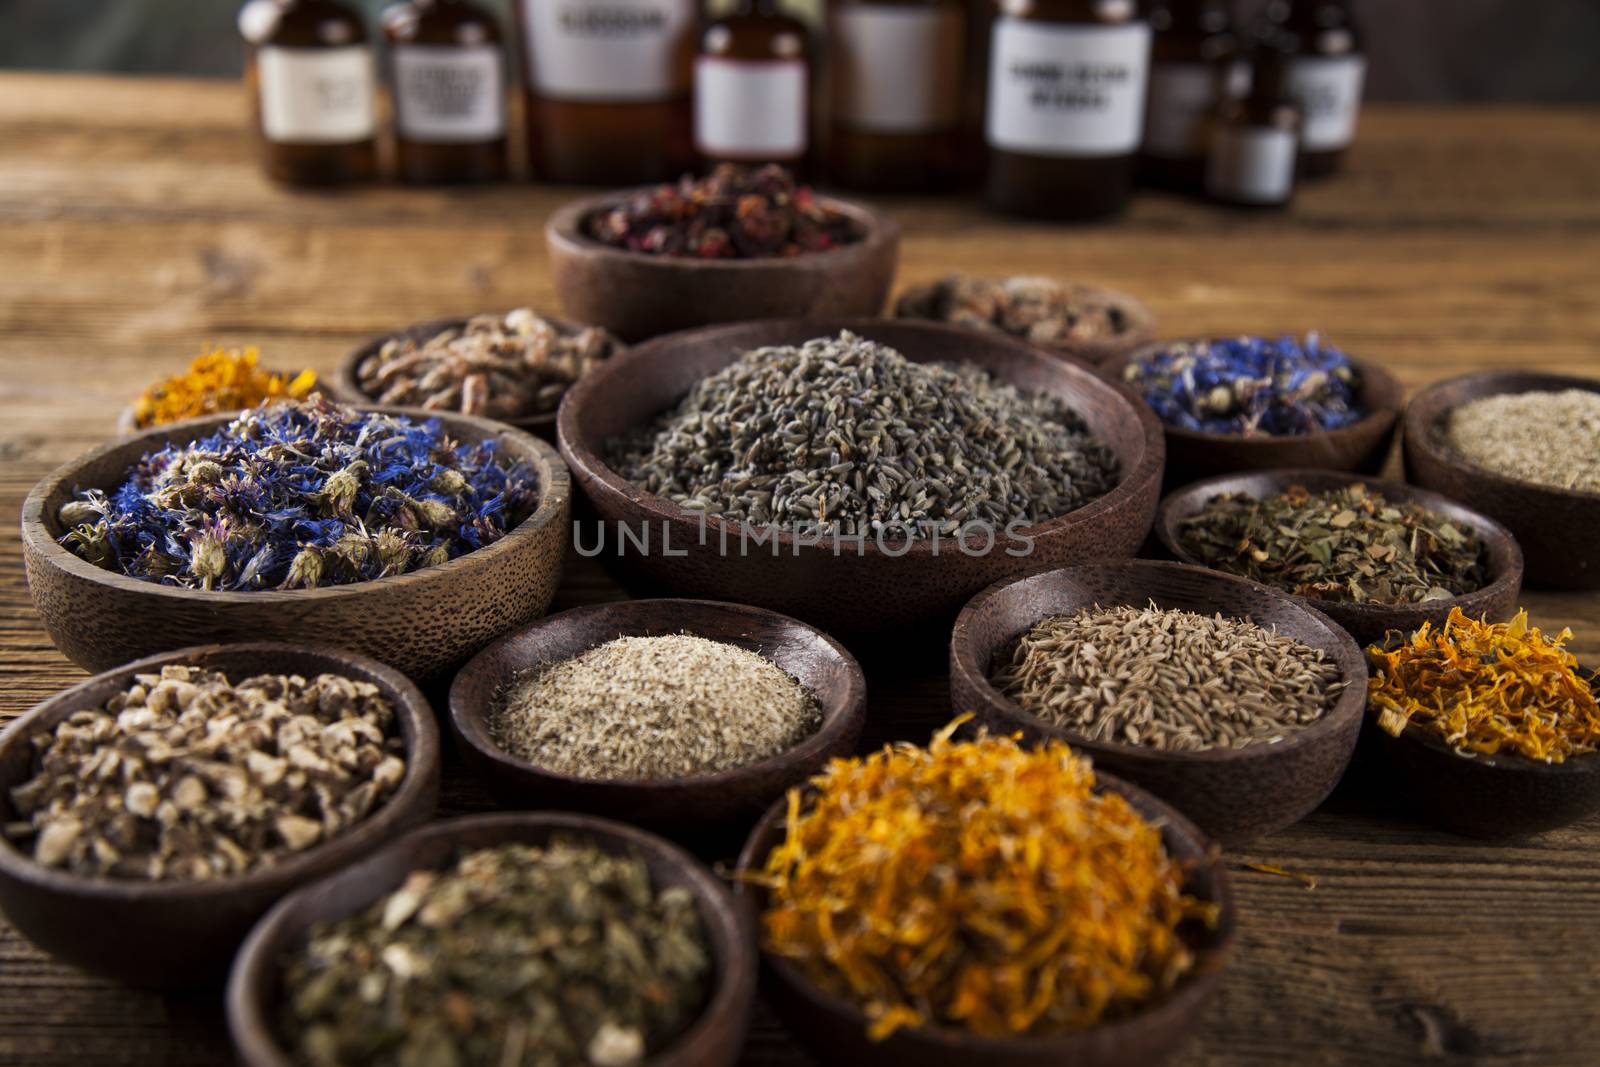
left=695, top=0, right=812, bottom=170
left=382, top=0, right=507, bottom=184
left=1205, top=43, right=1300, bottom=208
left=983, top=0, right=1153, bottom=220
left=242, top=0, right=377, bottom=185
left=826, top=0, right=966, bottom=191
left=515, top=0, right=698, bottom=184
left=1265, top=0, right=1365, bottom=177
left=1141, top=0, right=1239, bottom=191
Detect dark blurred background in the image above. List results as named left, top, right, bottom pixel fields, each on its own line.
left=1, top=0, right=1597, bottom=102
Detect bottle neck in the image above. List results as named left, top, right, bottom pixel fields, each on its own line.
left=735, top=0, right=785, bottom=15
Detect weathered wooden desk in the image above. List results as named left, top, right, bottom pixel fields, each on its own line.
left=1, top=73, right=1598, bottom=1065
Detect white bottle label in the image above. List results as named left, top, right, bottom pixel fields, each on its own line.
left=695, top=58, right=808, bottom=158
left=1206, top=125, right=1296, bottom=203
left=524, top=0, right=695, bottom=102
left=1288, top=55, right=1366, bottom=150
left=986, top=19, right=1151, bottom=158
left=1143, top=60, right=1246, bottom=159
left=832, top=7, right=963, bottom=133
left=258, top=46, right=376, bottom=144
left=394, top=46, right=505, bottom=142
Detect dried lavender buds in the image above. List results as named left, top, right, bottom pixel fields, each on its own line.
left=895, top=275, right=1141, bottom=347
left=3, top=666, right=407, bottom=881
left=356, top=309, right=616, bottom=420
left=991, top=604, right=1346, bottom=751
left=1444, top=389, right=1600, bottom=495
left=57, top=397, right=538, bottom=591
left=584, top=164, right=860, bottom=259
left=608, top=331, right=1120, bottom=538
left=491, top=635, right=821, bottom=781
left=278, top=839, right=711, bottom=1067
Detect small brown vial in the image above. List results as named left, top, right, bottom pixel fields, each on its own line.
left=826, top=0, right=967, bottom=192
left=514, top=0, right=697, bottom=184
left=983, top=0, right=1153, bottom=220
left=382, top=0, right=508, bottom=184
left=242, top=0, right=378, bottom=186
left=1141, top=0, right=1240, bottom=191
left=1263, top=0, right=1365, bottom=178
left=1205, top=44, right=1300, bottom=209
left=695, top=0, right=813, bottom=170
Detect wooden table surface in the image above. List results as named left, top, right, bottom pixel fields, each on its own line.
left=3, top=73, right=1599, bottom=1066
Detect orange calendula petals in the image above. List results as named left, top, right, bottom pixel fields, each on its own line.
left=132, top=347, right=317, bottom=428
left=755, top=723, right=1207, bottom=1042
left=1366, top=608, right=1600, bottom=763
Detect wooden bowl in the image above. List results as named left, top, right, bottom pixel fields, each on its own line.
left=0, top=642, right=440, bottom=988
left=1363, top=676, right=1600, bottom=840
left=556, top=319, right=1165, bottom=644
left=1403, top=370, right=1600, bottom=590
left=449, top=598, right=867, bottom=834
left=892, top=278, right=1157, bottom=366
left=22, top=406, right=571, bottom=680
left=949, top=561, right=1367, bottom=845
left=1103, top=341, right=1403, bottom=490
left=732, top=773, right=1234, bottom=1067
left=546, top=191, right=900, bottom=342
left=227, top=811, right=756, bottom=1067
left=328, top=313, right=619, bottom=442
left=1155, top=470, right=1524, bottom=648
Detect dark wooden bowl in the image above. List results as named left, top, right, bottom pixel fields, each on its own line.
left=546, top=191, right=900, bottom=342
left=1363, top=675, right=1600, bottom=840
left=557, top=319, right=1165, bottom=644
left=892, top=278, right=1157, bottom=366
left=1155, top=469, right=1524, bottom=648
left=1403, top=370, right=1600, bottom=590
left=449, top=598, right=867, bottom=833
left=1103, top=341, right=1403, bottom=491
left=22, top=406, right=572, bottom=680
left=328, top=313, right=619, bottom=442
left=949, top=561, right=1368, bottom=845
left=227, top=811, right=756, bottom=1067
left=732, top=773, right=1234, bottom=1067
left=0, top=642, right=440, bottom=988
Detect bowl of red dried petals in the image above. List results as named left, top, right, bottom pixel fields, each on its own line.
left=546, top=164, right=900, bottom=343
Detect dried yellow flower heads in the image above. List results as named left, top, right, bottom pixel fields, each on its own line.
left=132, top=347, right=316, bottom=428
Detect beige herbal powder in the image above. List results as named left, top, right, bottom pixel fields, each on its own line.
left=1445, top=389, right=1600, bottom=495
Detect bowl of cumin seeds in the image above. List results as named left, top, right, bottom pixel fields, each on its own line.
left=557, top=320, right=1165, bottom=646
left=950, top=560, right=1368, bottom=845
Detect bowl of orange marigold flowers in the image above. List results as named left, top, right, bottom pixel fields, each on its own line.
left=119, top=347, right=318, bottom=433
left=734, top=718, right=1235, bottom=1067
left=1366, top=608, right=1600, bottom=839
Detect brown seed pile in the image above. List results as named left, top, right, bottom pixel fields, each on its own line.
left=4, top=665, right=407, bottom=881
left=1445, top=389, right=1600, bottom=495
left=491, top=635, right=821, bottom=781
left=990, top=604, right=1346, bottom=751
left=895, top=274, right=1139, bottom=347
left=356, top=309, right=616, bottom=419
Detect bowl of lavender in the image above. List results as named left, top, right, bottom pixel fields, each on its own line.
left=546, top=164, right=900, bottom=343
left=1103, top=334, right=1403, bottom=490
left=22, top=397, right=571, bottom=679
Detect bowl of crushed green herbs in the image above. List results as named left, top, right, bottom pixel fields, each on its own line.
left=22, top=397, right=571, bottom=680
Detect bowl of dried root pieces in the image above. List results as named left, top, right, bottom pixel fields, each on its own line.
left=1156, top=469, right=1523, bottom=648
left=733, top=721, right=1234, bottom=1067
left=0, top=642, right=440, bottom=988
left=950, top=561, right=1368, bottom=845
left=332, top=309, right=621, bottom=440
left=228, top=812, right=756, bottom=1067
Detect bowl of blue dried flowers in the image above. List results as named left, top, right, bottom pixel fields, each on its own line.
left=22, top=397, right=571, bottom=680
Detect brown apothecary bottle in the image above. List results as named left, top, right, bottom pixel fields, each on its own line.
left=982, top=0, right=1153, bottom=220
left=1263, top=0, right=1365, bottom=178
left=1141, top=0, right=1240, bottom=191
left=513, top=0, right=697, bottom=184
left=826, top=0, right=967, bottom=192
left=382, top=0, right=508, bottom=184
left=241, top=0, right=378, bottom=186
left=695, top=0, right=813, bottom=170
left=1205, top=42, right=1301, bottom=209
